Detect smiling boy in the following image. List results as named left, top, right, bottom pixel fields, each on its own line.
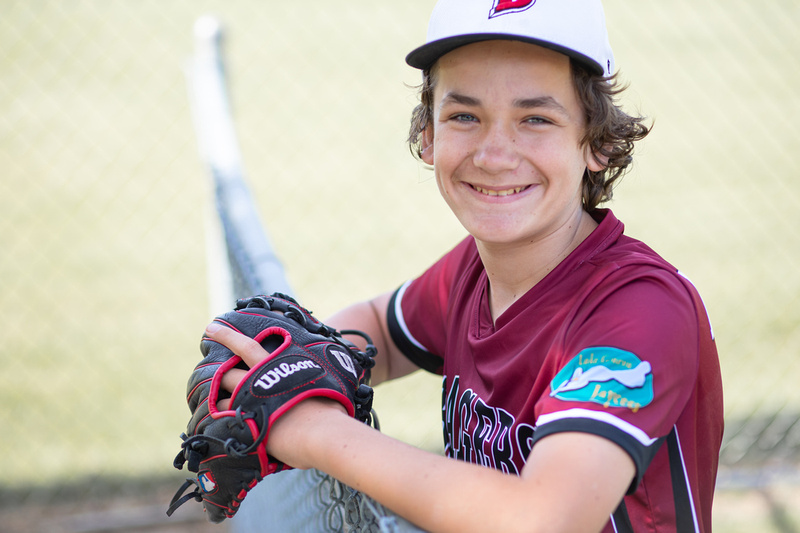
left=418, top=40, right=605, bottom=320
left=206, top=0, right=724, bottom=531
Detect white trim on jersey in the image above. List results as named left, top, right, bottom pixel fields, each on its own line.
left=610, top=514, right=620, bottom=533
left=673, top=425, right=701, bottom=532
left=676, top=270, right=714, bottom=340
left=536, top=408, right=659, bottom=447
left=394, top=280, right=431, bottom=353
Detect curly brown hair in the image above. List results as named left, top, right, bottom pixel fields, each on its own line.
left=407, top=60, right=651, bottom=212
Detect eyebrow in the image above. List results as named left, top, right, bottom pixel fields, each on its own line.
left=440, top=92, right=480, bottom=107
left=439, top=92, right=569, bottom=116
left=513, top=96, right=569, bottom=115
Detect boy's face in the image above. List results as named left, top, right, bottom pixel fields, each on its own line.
left=421, top=40, right=604, bottom=249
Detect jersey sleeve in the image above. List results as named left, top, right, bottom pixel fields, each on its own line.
left=386, top=237, right=475, bottom=374
left=532, top=268, right=703, bottom=492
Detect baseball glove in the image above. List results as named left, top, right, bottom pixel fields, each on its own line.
left=166, top=293, right=377, bottom=523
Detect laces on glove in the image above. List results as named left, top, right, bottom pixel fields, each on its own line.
left=172, top=405, right=269, bottom=472
left=354, top=383, right=379, bottom=429
left=166, top=478, right=203, bottom=517
left=236, top=294, right=334, bottom=336
left=236, top=294, right=377, bottom=381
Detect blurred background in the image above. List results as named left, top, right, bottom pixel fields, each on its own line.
left=1, top=1, right=798, bottom=531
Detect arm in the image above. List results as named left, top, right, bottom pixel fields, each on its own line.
left=209, top=324, right=635, bottom=533
left=323, top=291, right=422, bottom=385
left=271, top=400, right=634, bottom=533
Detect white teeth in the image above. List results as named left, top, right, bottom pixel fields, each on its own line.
left=472, top=185, right=526, bottom=197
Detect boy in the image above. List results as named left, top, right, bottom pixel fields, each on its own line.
left=209, top=0, right=724, bottom=531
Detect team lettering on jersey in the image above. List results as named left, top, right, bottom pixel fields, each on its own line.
left=442, top=376, right=534, bottom=474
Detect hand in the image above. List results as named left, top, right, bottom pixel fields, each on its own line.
left=203, top=321, right=349, bottom=468
left=203, top=322, right=261, bottom=412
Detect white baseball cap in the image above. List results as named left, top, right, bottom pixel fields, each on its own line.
left=406, top=0, right=615, bottom=76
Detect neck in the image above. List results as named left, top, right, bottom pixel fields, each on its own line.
left=478, top=210, right=597, bottom=323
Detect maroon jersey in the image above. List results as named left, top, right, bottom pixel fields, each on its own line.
left=387, top=209, right=723, bottom=532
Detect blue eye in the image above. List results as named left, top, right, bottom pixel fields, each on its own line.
left=451, top=113, right=477, bottom=122
left=526, top=116, right=548, bottom=124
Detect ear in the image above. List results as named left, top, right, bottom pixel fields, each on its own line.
left=420, top=126, right=434, bottom=165
left=585, top=145, right=608, bottom=173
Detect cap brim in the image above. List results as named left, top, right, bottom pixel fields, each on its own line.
left=405, top=34, right=604, bottom=75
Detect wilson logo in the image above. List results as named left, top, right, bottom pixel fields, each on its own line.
left=328, top=346, right=357, bottom=379
left=490, top=0, right=535, bottom=18
left=254, top=360, right=321, bottom=390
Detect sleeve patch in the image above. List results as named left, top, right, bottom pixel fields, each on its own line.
left=549, top=347, right=653, bottom=413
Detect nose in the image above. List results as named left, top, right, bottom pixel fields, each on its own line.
left=473, top=124, right=520, bottom=173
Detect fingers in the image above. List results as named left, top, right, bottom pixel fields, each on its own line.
left=214, top=369, right=247, bottom=412
left=212, top=360, right=247, bottom=411
left=206, top=323, right=268, bottom=412
left=213, top=361, right=249, bottom=412
left=221, top=368, right=248, bottom=392
left=206, top=321, right=279, bottom=411
left=205, top=322, right=269, bottom=369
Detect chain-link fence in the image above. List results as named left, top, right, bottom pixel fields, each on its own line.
left=1, top=0, right=799, bottom=531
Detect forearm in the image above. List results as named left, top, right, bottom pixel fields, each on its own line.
left=326, top=424, right=509, bottom=532
left=271, top=400, right=527, bottom=533
left=269, top=400, right=630, bottom=533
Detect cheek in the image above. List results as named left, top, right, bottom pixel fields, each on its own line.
left=554, top=138, right=592, bottom=183
left=432, top=135, right=470, bottom=180
left=537, top=148, right=590, bottom=200
left=434, top=169, right=448, bottom=197
left=432, top=162, right=455, bottom=203
left=533, top=142, right=585, bottom=182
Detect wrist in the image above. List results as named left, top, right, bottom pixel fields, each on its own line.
left=267, top=397, right=348, bottom=469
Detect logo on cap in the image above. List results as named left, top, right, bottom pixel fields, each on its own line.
left=490, top=0, right=536, bottom=18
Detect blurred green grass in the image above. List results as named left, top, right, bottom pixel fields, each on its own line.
left=1, top=0, right=799, bottom=529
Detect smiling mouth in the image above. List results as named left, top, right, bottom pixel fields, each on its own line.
left=470, top=184, right=530, bottom=197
